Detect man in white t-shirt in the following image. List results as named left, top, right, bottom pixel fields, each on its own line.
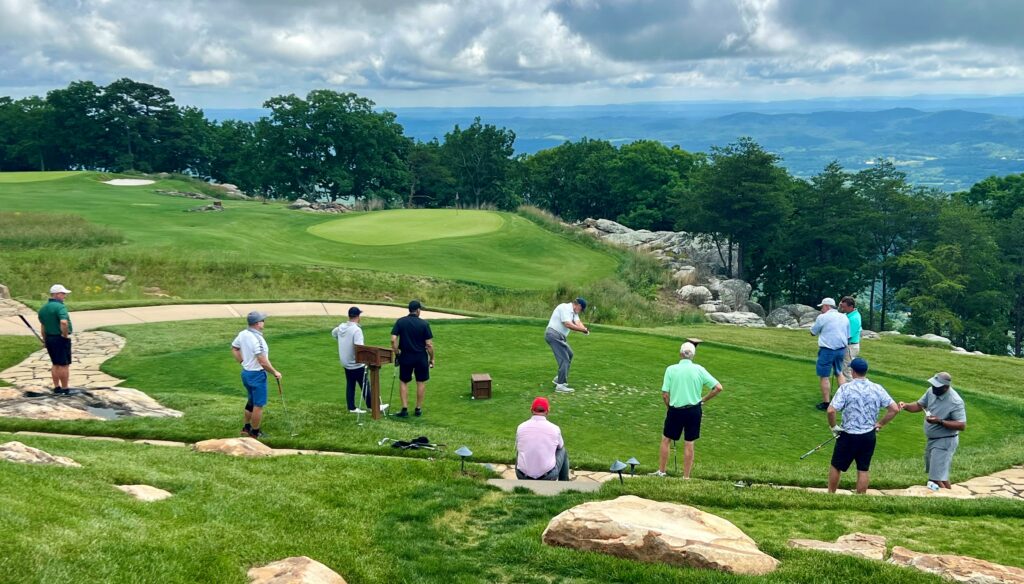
left=230, top=311, right=282, bottom=439
left=332, top=306, right=370, bottom=414
left=544, top=298, right=589, bottom=393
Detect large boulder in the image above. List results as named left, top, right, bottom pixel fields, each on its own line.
left=248, top=556, right=347, bottom=584
left=193, top=437, right=273, bottom=457
left=920, top=333, right=953, bottom=345
left=717, top=279, right=752, bottom=311
left=0, top=386, right=182, bottom=421
left=787, top=533, right=887, bottom=561
left=1, top=441, right=80, bottom=467
left=289, top=198, right=312, bottom=209
left=676, top=285, right=713, bottom=306
left=672, top=266, right=699, bottom=286
left=861, top=329, right=881, bottom=340
left=592, top=218, right=632, bottom=234
left=766, top=304, right=819, bottom=328
left=542, top=495, right=779, bottom=575
left=889, top=546, right=1024, bottom=583
left=744, top=301, right=766, bottom=318
left=707, top=312, right=766, bottom=327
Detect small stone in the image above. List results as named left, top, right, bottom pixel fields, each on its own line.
left=248, top=556, right=347, bottom=584
left=116, top=484, right=172, bottom=502
left=103, top=274, right=126, bottom=285
left=193, top=437, right=273, bottom=457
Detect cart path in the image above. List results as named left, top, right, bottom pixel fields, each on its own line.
left=0, top=298, right=468, bottom=336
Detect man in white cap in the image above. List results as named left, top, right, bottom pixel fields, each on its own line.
left=652, top=341, right=723, bottom=478
left=810, top=297, right=850, bottom=411
left=231, top=311, right=282, bottom=439
left=37, top=284, right=73, bottom=394
left=899, top=372, right=967, bottom=490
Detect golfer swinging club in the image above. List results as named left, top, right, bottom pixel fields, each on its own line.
left=545, top=297, right=589, bottom=394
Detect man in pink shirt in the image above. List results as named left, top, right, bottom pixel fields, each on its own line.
left=515, top=397, right=570, bottom=481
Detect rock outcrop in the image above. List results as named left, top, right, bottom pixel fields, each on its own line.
left=708, top=312, right=766, bottom=327
left=193, top=437, right=273, bottom=457
left=0, top=386, right=183, bottom=421
left=766, top=304, right=820, bottom=328
left=1, top=441, right=80, bottom=467
left=676, top=285, right=712, bottom=305
left=289, top=198, right=351, bottom=213
left=542, top=495, right=778, bottom=575
left=787, top=533, right=887, bottom=561
left=116, top=484, right=173, bottom=502
left=889, top=546, right=1024, bottom=583
left=248, top=557, right=347, bottom=584
left=715, top=279, right=752, bottom=311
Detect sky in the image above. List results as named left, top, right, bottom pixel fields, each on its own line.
left=2, top=0, right=1023, bottom=109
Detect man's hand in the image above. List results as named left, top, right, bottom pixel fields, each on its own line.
left=898, top=401, right=907, bottom=410
left=272, top=370, right=282, bottom=380
left=429, top=358, right=435, bottom=369
left=925, top=415, right=941, bottom=425
left=831, top=425, right=843, bottom=437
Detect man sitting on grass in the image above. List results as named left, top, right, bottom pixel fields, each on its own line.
left=515, top=397, right=570, bottom=481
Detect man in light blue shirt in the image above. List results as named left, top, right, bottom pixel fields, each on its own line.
left=810, top=297, right=850, bottom=410
left=839, top=296, right=863, bottom=379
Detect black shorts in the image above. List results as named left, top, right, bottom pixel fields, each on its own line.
left=399, top=356, right=430, bottom=383
left=663, top=403, right=702, bottom=442
left=45, top=335, right=72, bottom=366
left=830, top=430, right=877, bottom=472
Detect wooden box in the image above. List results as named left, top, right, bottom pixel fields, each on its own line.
left=470, top=373, right=492, bottom=399
left=355, top=345, right=394, bottom=367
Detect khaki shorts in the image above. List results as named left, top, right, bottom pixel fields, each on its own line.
left=842, top=343, right=861, bottom=378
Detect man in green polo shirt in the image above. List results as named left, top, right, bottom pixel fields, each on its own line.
left=652, top=341, right=724, bottom=478
left=839, top=296, right=863, bottom=379
left=37, top=284, right=73, bottom=394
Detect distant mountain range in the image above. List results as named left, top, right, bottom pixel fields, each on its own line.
left=207, top=95, right=1024, bottom=191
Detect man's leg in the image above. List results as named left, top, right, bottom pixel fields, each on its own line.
left=855, top=471, right=870, bottom=493
left=345, top=369, right=358, bottom=411
left=682, top=440, right=696, bottom=478
left=546, top=331, right=573, bottom=385
left=58, top=364, right=70, bottom=389
left=415, top=381, right=426, bottom=409
left=555, top=447, right=570, bottom=481
left=50, top=365, right=61, bottom=389
left=250, top=406, right=263, bottom=431
left=819, top=376, right=832, bottom=403
left=828, top=466, right=842, bottom=492
left=658, top=436, right=671, bottom=472
left=399, top=381, right=410, bottom=408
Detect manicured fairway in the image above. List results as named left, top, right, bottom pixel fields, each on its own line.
left=2, top=318, right=1021, bottom=488
left=308, top=209, right=505, bottom=245
left=0, top=170, right=83, bottom=183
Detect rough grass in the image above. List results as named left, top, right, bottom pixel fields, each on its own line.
left=2, top=318, right=1021, bottom=488
left=0, top=212, right=123, bottom=250
left=1, top=434, right=1021, bottom=583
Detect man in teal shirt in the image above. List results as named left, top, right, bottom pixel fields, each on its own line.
left=839, top=296, right=862, bottom=379
left=37, top=284, right=73, bottom=394
left=652, top=341, right=723, bottom=478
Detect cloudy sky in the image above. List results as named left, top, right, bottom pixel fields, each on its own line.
left=2, top=0, right=1023, bottom=108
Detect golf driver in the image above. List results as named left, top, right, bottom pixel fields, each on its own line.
left=275, top=377, right=298, bottom=437
left=17, top=315, right=44, bottom=345
left=799, top=434, right=837, bottom=460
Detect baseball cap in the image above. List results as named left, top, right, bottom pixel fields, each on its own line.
left=531, top=397, right=550, bottom=413
left=246, top=311, right=267, bottom=325
left=408, top=300, right=422, bottom=312
left=817, top=297, right=837, bottom=308
left=575, top=297, right=587, bottom=312
left=850, top=357, right=869, bottom=374
left=49, top=284, right=71, bottom=294
left=928, top=372, right=952, bottom=387
left=348, top=306, right=362, bottom=317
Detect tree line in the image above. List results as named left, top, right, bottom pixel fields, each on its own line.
left=1, top=80, right=1022, bottom=356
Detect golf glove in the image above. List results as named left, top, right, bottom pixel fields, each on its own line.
left=831, top=425, right=843, bottom=437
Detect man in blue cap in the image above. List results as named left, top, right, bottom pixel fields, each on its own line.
left=231, top=311, right=282, bottom=439
left=545, top=297, right=589, bottom=393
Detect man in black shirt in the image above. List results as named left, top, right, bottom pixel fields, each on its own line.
left=391, top=300, right=435, bottom=418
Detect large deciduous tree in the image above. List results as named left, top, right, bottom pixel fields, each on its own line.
left=441, top=117, right=517, bottom=209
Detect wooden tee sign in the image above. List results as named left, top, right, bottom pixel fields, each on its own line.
left=355, top=345, right=394, bottom=419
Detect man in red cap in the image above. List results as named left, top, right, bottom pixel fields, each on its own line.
left=515, top=397, right=570, bottom=481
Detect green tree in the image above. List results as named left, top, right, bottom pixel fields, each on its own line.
left=519, top=138, right=618, bottom=221
left=407, top=139, right=455, bottom=207
left=608, top=140, right=696, bottom=230
left=441, top=117, right=517, bottom=209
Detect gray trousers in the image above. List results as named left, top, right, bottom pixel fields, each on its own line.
left=925, top=435, right=959, bottom=481
left=545, top=327, right=573, bottom=384
left=516, top=447, right=570, bottom=481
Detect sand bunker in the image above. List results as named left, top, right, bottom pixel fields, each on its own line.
left=104, top=179, right=155, bottom=186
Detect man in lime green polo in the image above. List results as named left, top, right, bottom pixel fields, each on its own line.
left=37, top=284, right=73, bottom=394
left=652, top=341, right=724, bottom=478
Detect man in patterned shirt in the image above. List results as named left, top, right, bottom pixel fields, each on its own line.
left=826, top=358, right=900, bottom=493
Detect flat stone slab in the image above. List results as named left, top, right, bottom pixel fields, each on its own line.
left=193, top=437, right=273, bottom=457
left=1, top=441, right=80, bottom=467
left=248, top=556, right=347, bottom=583
left=788, top=533, right=888, bottom=560
left=486, top=478, right=602, bottom=495
left=133, top=439, right=189, bottom=448
left=890, top=546, right=1024, bottom=583
left=116, top=484, right=173, bottom=502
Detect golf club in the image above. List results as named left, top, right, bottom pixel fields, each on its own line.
left=799, top=434, right=837, bottom=460
left=275, top=377, right=298, bottom=437
left=17, top=315, right=44, bottom=345
left=386, top=361, right=398, bottom=417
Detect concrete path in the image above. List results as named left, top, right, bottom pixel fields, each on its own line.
left=0, top=298, right=468, bottom=336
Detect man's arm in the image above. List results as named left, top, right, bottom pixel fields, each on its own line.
left=875, top=402, right=900, bottom=430
left=256, top=354, right=281, bottom=379
left=662, top=391, right=670, bottom=407
left=425, top=339, right=435, bottom=367
left=562, top=319, right=589, bottom=334
left=899, top=401, right=924, bottom=413
left=231, top=346, right=243, bottom=364
left=826, top=405, right=838, bottom=428
left=390, top=334, right=399, bottom=355
left=701, top=383, right=723, bottom=404
left=810, top=316, right=823, bottom=336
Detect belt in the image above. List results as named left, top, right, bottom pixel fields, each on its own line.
left=671, top=402, right=701, bottom=411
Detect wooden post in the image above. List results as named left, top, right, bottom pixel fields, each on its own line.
left=369, top=365, right=382, bottom=419
left=355, top=344, right=394, bottom=421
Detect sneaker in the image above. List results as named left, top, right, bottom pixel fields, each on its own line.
left=414, top=408, right=422, bottom=417
left=247, top=429, right=264, bottom=439
left=554, top=384, right=575, bottom=393
left=349, top=408, right=367, bottom=414
left=649, top=470, right=667, bottom=477
left=54, top=388, right=70, bottom=395
left=395, top=409, right=409, bottom=418
left=926, top=480, right=940, bottom=492
left=815, top=401, right=830, bottom=411
left=240, top=424, right=252, bottom=436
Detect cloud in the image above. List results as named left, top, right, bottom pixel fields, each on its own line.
left=0, top=0, right=1021, bottom=107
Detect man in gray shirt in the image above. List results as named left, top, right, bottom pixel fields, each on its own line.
left=810, top=297, right=850, bottom=411
left=899, top=371, right=967, bottom=490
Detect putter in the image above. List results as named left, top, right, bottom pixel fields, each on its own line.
left=275, top=377, right=298, bottom=437
left=17, top=315, right=44, bottom=345
left=799, top=434, right=837, bottom=460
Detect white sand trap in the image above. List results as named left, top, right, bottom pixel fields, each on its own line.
left=104, top=179, right=155, bottom=186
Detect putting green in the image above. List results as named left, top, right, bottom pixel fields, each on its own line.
left=308, top=209, right=505, bottom=246
left=0, top=171, right=83, bottom=183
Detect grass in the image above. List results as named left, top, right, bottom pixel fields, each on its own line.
left=1, top=318, right=1021, bottom=488
left=0, top=211, right=123, bottom=250
left=0, top=170, right=83, bottom=183
left=1, top=433, right=1021, bottom=583
left=308, top=209, right=506, bottom=245
left=0, top=337, right=39, bottom=387
left=0, top=172, right=617, bottom=291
